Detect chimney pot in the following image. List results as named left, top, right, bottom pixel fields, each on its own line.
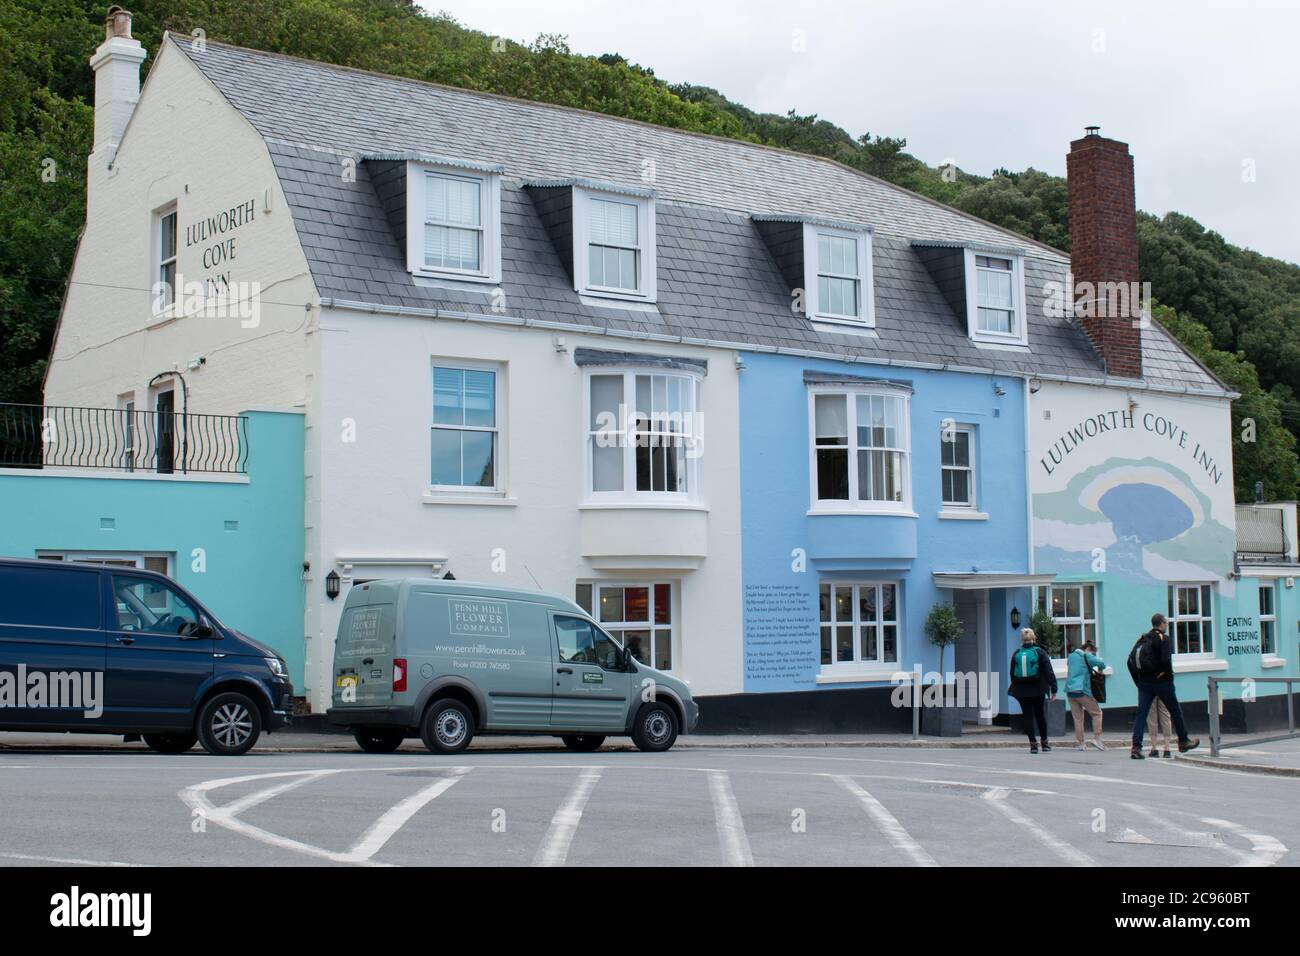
left=105, top=5, right=132, bottom=40
left=1084, top=125, right=1100, bottom=137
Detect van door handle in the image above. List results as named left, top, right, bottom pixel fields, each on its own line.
left=114, top=636, right=135, bottom=646
left=556, top=667, right=573, bottom=674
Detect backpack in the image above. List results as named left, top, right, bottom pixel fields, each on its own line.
left=1127, top=632, right=1162, bottom=679
left=1012, top=646, right=1041, bottom=683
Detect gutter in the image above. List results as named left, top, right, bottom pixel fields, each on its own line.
left=318, top=297, right=1237, bottom=401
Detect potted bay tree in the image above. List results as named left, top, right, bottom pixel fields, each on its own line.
left=921, top=602, right=964, bottom=737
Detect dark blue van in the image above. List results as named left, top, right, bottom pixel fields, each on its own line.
left=0, top=556, right=291, bottom=755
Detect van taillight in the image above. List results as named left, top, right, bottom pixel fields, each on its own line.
left=392, top=658, right=408, bottom=693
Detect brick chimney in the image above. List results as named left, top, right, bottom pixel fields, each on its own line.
left=1066, top=127, right=1142, bottom=378
left=89, top=6, right=146, bottom=166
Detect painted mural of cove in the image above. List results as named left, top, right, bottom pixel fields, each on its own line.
left=1034, top=457, right=1235, bottom=584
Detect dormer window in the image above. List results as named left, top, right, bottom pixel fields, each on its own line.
left=405, top=163, right=501, bottom=283
left=573, top=187, right=656, bottom=301
left=803, top=224, right=874, bottom=327
left=965, top=249, right=1027, bottom=345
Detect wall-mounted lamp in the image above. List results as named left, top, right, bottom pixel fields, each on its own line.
left=993, top=382, right=1006, bottom=397
left=1010, top=606, right=1021, bottom=630
left=325, top=569, right=341, bottom=600
left=1028, top=377, right=1042, bottom=395
left=553, top=334, right=568, bottom=353
left=734, top=353, right=747, bottom=371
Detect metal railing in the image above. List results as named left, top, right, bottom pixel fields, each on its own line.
left=0, top=403, right=249, bottom=475
left=1207, top=675, right=1298, bottom=757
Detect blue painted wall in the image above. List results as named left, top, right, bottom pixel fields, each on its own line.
left=0, top=410, right=306, bottom=686
left=738, top=351, right=1029, bottom=694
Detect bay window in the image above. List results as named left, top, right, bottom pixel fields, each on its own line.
left=587, top=370, right=700, bottom=499
left=810, top=388, right=910, bottom=511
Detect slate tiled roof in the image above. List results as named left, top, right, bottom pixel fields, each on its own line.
left=174, top=37, right=1229, bottom=395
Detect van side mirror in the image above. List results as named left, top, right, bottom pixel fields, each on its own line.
left=621, top=647, right=634, bottom=670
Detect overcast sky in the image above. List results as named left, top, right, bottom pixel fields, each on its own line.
left=421, top=0, right=1299, bottom=264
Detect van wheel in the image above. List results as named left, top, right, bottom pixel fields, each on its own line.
left=143, top=732, right=198, bottom=754
left=354, top=728, right=405, bottom=754
left=561, top=734, right=606, bottom=752
left=420, top=699, right=475, bottom=754
left=631, top=703, right=678, bottom=752
left=197, top=692, right=262, bottom=756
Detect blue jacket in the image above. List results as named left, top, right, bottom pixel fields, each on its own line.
left=1065, top=648, right=1106, bottom=696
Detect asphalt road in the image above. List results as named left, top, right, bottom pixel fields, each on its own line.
left=0, top=745, right=1294, bottom=867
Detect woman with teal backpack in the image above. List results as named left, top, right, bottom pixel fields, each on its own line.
left=1008, top=628, right=1058, bottom=754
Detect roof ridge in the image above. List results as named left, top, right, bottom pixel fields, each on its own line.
left=169, top=33, right=1069, bottom=261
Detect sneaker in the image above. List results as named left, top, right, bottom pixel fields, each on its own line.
left=1163, top=749, right=1172, bottom=759
left=1089, top=739, right=1106, bottom=751
left=1178, top=737, right=1200, bottom=753
left=1149, top=748, right=1160, bottom=758
left=1029, top=741, right=1039, bottom=754
left=1131, top=747, right=1146, bottom=760
left=1075, top=743, right=1087, bottom=751
left=1041, top=741, right=1052, bottom=752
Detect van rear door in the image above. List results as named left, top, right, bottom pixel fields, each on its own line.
left=332, top=584, right=398, bottom=709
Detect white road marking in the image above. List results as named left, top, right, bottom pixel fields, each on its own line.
left=981, top=787, right=1096, bottom=867
left=343, top=768, right=472, bottom=863
left=834, top=774, right=938, bottom=867
left=179, top=765, right=470, bottom=866
left=1119, top=801, right=1236, bottom=856
left=533, top=767, right=602, bottom=867
left=707, top=771, right=754, bottom=867
left=0, top=852, right=149, bottom=867
left=220, top=769, right=337, bottom=816
left=1202, top=816, right=1288, bottom=867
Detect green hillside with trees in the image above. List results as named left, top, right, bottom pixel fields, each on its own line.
left=2, top=0, right=1296, bottom=498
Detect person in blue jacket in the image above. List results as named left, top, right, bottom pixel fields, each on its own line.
left=1066, top=639, right=1106, bottom=751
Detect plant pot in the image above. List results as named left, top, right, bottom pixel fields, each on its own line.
left=920, top=683, right=963, bottom=737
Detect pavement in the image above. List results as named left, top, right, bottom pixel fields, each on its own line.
left=0, top=734, right=1296, bottom=867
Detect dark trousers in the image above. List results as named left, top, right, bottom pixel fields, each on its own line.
left=1132, top=679, right=1191, bottom=747
left=1020, top=695, right=1047, bottom=742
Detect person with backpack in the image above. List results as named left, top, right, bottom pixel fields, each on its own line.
left=1009, top=627, right=1058, bottom=753
left=1127, top=612, right=1200, bottom=759
left=1066, top=639, right=1106, bottom=751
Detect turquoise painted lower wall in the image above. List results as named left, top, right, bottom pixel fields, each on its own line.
left=0, top=409, right=306, bottom=687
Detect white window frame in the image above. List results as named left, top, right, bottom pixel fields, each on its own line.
left=1168, top=582, right=1215, bottom=658
left=405, top=163, right=502, bottom=284
left=807, top=385, right=912, bottom=515
left=429, top=360, right=504, bottom=494
left=1259, top=582, right=1278, bottom=657
left=151, top=202, right=178, bottom=316
left=802, top=223, right=874, bottom=327
left=37, top=551, right=173, bottom=576
left=1034, top=583, right=1099, bottom=660
left=940, top=423, right=977, bottom=510
left=576, top=580, right=676, bottom=672
left=572, top=186, right=657, bottom=302
left=583, top=368, right=702, bottom=503
left=819, top=581, right=900, bottom=671
left=963, top=248, right=1028, bottom=346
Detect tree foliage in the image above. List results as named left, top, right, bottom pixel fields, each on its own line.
left=1, top=0, right=1297, bottom=502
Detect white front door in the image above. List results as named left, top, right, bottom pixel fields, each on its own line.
left=953, top=590, right=991, bottom=724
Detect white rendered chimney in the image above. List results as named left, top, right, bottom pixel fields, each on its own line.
left=89, top=6, right=146, bottom=164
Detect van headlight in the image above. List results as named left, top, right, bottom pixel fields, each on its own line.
left=265, top=657, right=287, bottom=678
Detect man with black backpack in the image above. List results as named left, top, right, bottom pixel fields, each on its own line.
left=1127, top=612, right=1200, bottom=759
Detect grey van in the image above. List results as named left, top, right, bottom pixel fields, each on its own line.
left=326, top=579, right=698, bottom=754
